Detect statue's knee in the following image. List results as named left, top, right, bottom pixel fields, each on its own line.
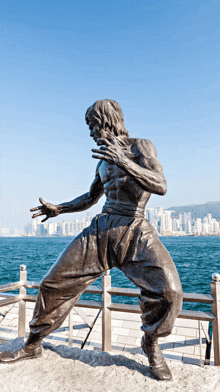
left=165, top=281, right=183, bottom=308
left=169, top=285, right=183, bottom=313
left=39, top=277, right=48, bottom=291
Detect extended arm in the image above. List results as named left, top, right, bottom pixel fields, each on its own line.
left=92, top=138, right=166, bottom=196
left=30, top=163, right=104, bottom=222
left=58, top=170, right=104, bottom=214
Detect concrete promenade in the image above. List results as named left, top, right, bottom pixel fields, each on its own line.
left=0, top=300, right=214, bottom=366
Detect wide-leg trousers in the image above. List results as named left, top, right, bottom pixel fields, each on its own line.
left=29, top=213, right=183, bottom=340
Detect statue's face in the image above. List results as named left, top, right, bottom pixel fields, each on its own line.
left=89, top=121, right=106, bottom=144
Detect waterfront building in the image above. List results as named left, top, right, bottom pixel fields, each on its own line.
left=36, top=223, right=47, bottom=236
left=4, top=209, right=220, bottom=237
left=211, top=219, right=219, bottom=234
left=24, top=223, right=32, bottom=236
left=207, top=213, right=212, bottom=224
left=0, top=228, right=10, bottom=235
left=60, top=221, right=67, bottom=236
left=172, top=218, right=180, bottom=232
left=164, top=210, right=172, bottom=232
left=144, top=208, right=220, bottom=236
left=48, top=222, right=57, bottom=236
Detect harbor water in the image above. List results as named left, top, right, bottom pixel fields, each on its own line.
left=0, top=236, right=219, bottom=313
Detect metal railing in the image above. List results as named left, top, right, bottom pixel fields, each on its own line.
left=0, top=266, right=219, bottom=366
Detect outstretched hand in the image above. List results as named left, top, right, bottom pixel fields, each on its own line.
left=92, top=136, right=130, bottom=164
left=30, top=197, right=60, bottom=223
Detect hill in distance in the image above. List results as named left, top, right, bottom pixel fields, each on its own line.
left=166, top=201, right=220, bottom=221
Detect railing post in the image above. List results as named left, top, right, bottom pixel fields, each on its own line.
left=198, top=321, right=203, bottom=366
left=18, top=265, right=27, bottom=338
left=102, top=270, right=112, bottom=351
left=68, top=310, right=73, bottom=348
left=210, top=272, right=220, bottom=366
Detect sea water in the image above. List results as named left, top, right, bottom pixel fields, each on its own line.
left=0, top=236, right=219, bottom=312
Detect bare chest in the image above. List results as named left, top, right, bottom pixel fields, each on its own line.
left=99, top=161, right=126, bottom=184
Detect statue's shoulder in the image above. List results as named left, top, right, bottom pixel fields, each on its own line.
left=128, top=138, right=157, bottom=158
left=95, top=160, right=103, bottom=174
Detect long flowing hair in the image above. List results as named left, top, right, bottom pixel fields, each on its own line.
left=85, top=99, right=129, bottom=137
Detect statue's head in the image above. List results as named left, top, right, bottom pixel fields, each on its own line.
left=85, top=99, right=129, bottom=137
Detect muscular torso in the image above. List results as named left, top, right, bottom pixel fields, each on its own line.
left=56, top=137, right=165, bottom=216
left=98, top=138, right=152, bottom=210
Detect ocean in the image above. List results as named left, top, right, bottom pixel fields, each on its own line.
left=0, top=236, right=219, bottom=313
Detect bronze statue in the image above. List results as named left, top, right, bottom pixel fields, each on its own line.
left=0, top=100, right=183, bottom=381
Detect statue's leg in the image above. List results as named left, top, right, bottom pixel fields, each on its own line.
left=119, top=232, right=183, bottom=380
left=0, top=221, right=106, bottom=363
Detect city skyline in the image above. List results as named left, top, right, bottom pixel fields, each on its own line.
left=2, top=1, right=220, bottom=229
left=1, top=207, right=219, bottom=237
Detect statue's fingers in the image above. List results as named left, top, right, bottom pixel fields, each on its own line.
left=100, top=149, right=113, bottom=157
left=32, top=211, right=43, bottom=218
left=39, top=197, right=47, bottom=205
left=41, top=216, right=49, bottom=223
left=30, top=206, right=42, bottom=212
left=91, top=149, right=105, bottom=155
left=92, top=154, right=106, bottom=160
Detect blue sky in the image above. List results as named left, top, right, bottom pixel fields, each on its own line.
left=1, top=0, right=220, bottom=229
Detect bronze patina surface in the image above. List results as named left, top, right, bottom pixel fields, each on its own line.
left=0, top=100, right=183, bottom=380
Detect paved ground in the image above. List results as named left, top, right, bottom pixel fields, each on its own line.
left=0, top=339, right=219, bottom=392
left=0, top=300, right=214, bottom=366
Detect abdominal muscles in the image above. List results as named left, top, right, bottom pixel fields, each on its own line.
left=99, top=161, right=151, bottom=209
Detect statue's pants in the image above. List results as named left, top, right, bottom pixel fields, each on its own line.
left=29, top=213, right=183, bottom=342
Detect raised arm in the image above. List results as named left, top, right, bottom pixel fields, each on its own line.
left=123, top=139, right=167, bottom=195
left=30, top=163, right=104, bottom=222
left=92, top=137, right=167, bottom=196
